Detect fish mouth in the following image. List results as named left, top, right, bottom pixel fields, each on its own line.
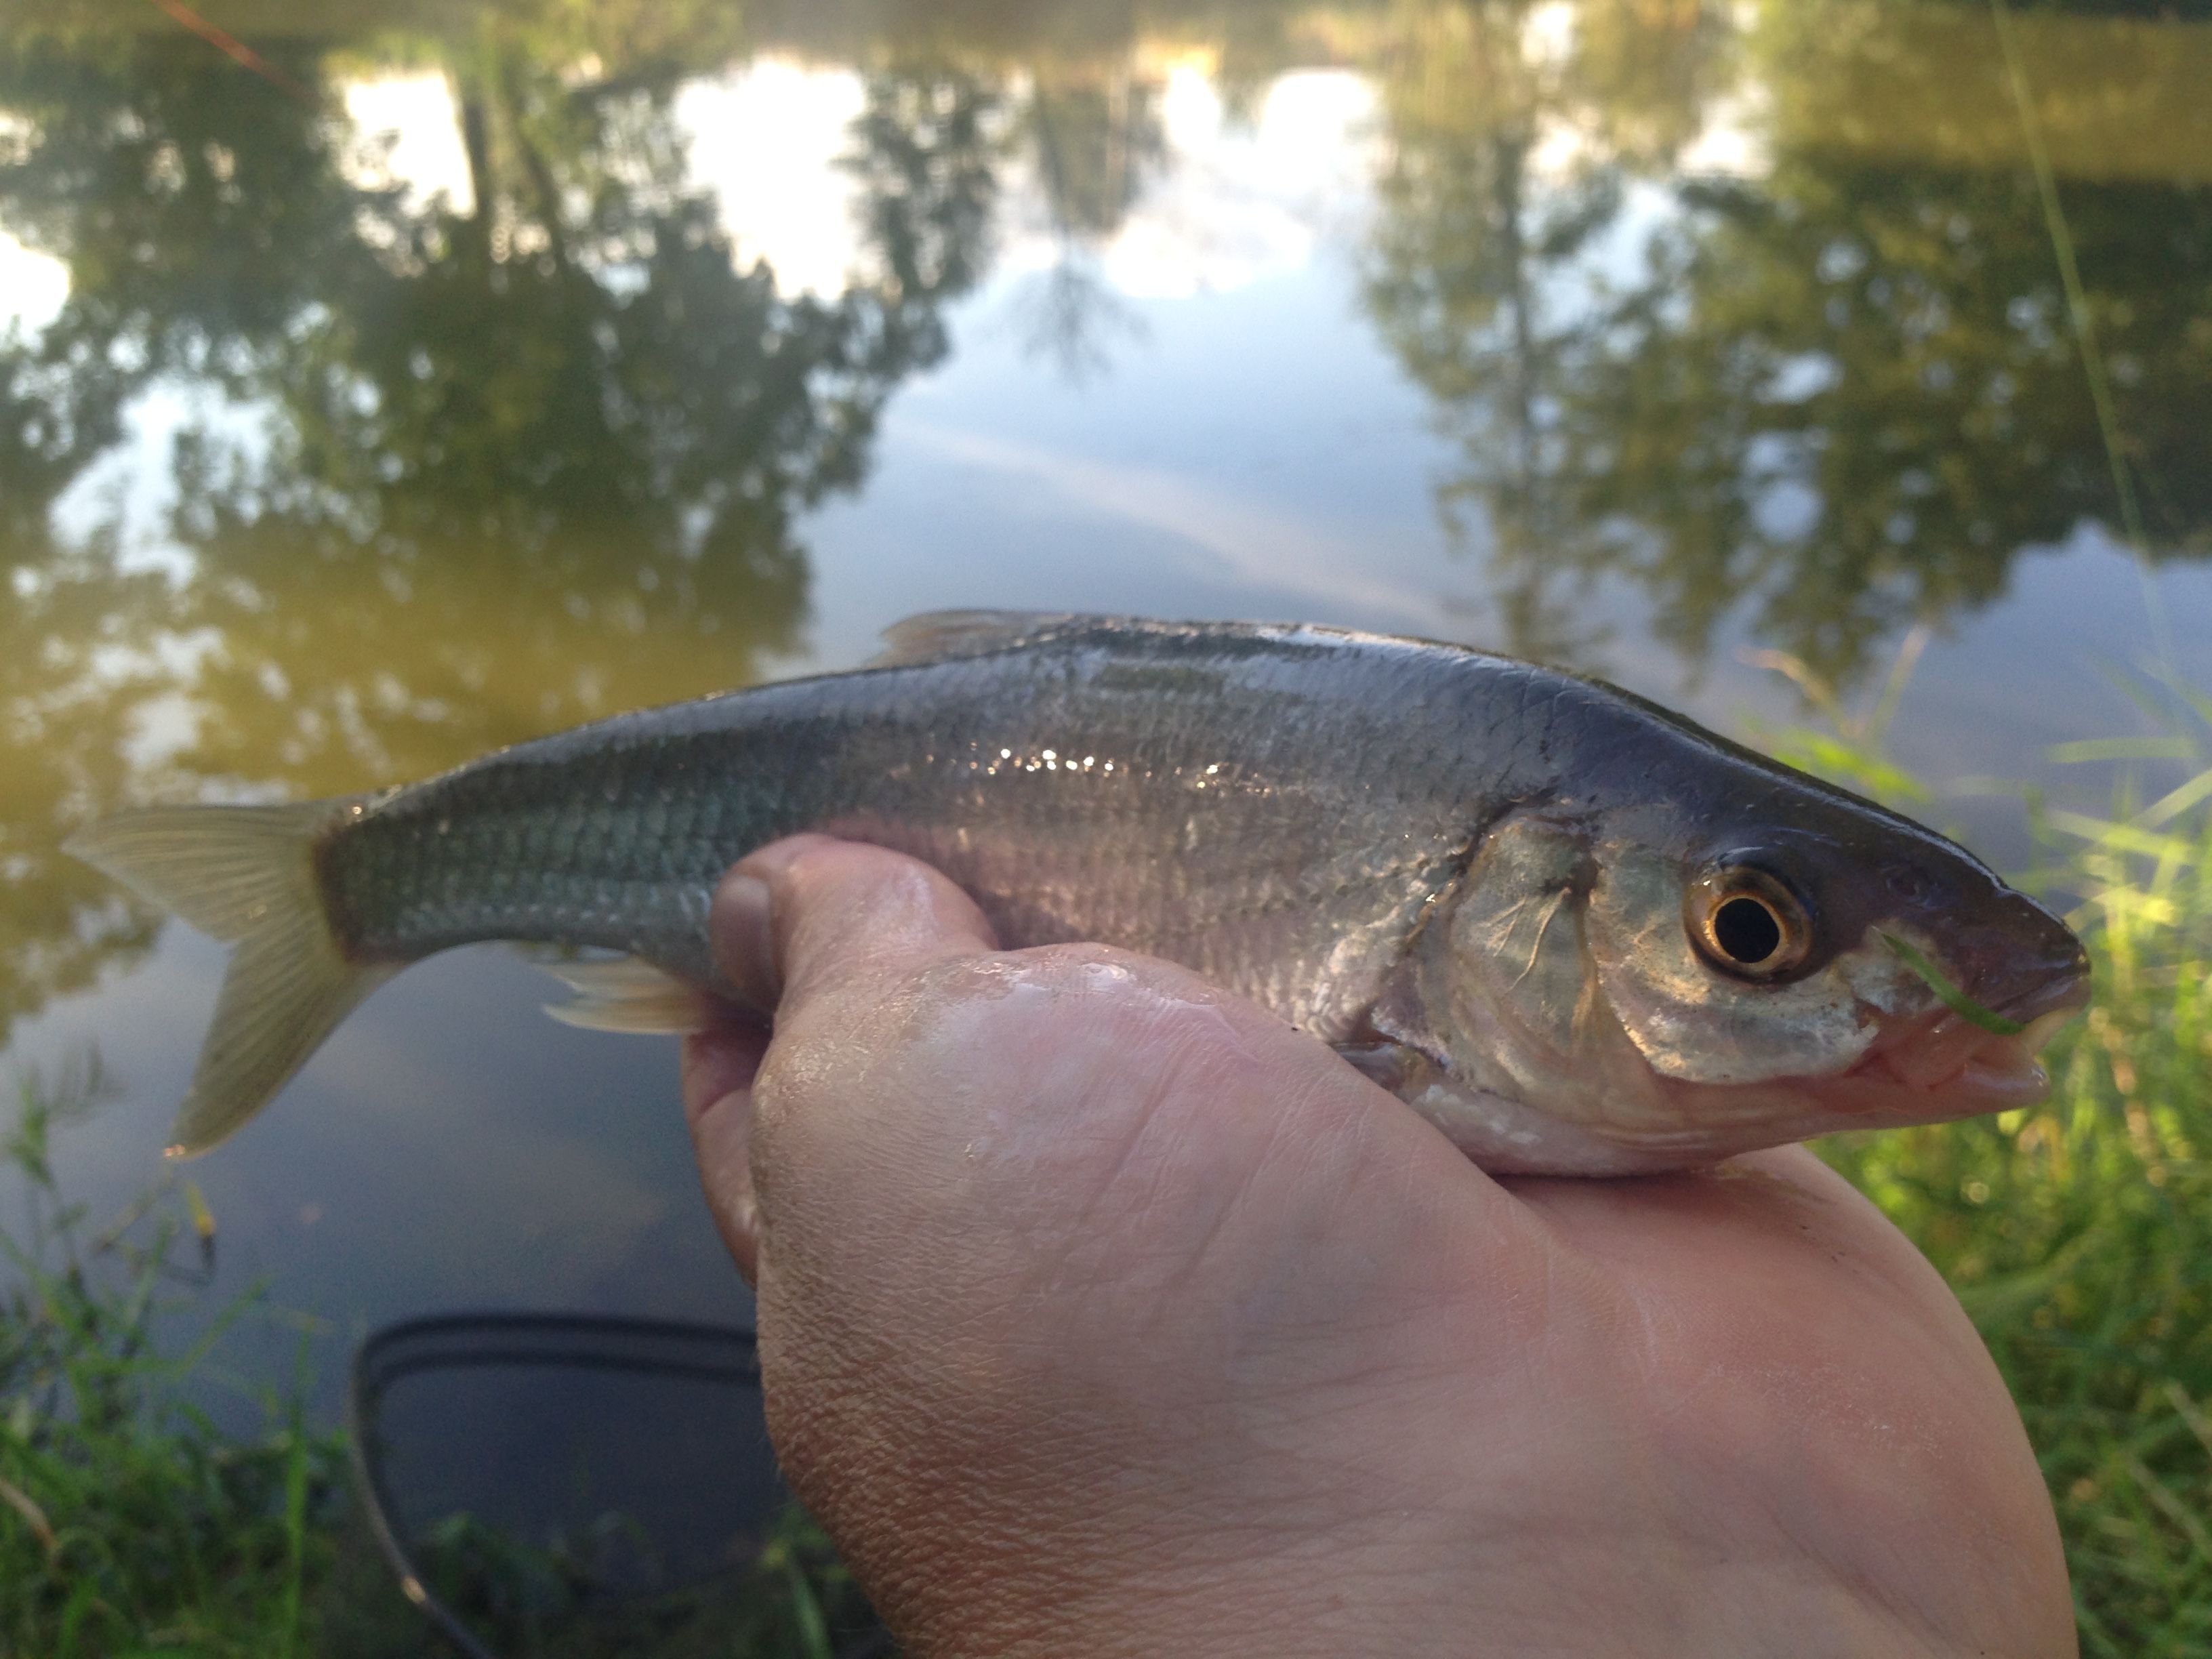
left=1812, top=979, right=2089, bottom=1122
left=1801, top=897, right=2095, bottom=1122
left=1595, top=936, right=2091, bottom=1152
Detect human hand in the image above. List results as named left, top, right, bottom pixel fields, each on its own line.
left=681, top=836, right=2075, bottom=1658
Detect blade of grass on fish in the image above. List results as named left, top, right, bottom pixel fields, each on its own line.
left=1877, top=930, right=2028, bottom=1036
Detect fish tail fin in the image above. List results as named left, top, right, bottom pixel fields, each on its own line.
left=64, top=798, right=394, bottom=1158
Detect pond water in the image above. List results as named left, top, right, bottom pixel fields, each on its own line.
left=3, top=0, right=2209, bottom=1417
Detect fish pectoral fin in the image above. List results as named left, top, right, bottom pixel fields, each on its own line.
left=1361, top=958, right=1453, bottom=1068
left=1333, top=1040, right=1440, bottom=1096
left=867, top=610, right=1097, bottom=668
left=535, top=955, right=716, bottom=1035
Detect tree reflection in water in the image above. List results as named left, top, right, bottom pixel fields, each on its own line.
left=0, top=26, right=998, bottom=1033
left=1360, top=0, right=2212, bottom=684
left=1014, top=58, right=1163, bottom=379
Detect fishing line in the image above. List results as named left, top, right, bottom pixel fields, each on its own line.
left=140, top=0, right=324, bottom=110
left=1987, top=0, right=2177, bottom=688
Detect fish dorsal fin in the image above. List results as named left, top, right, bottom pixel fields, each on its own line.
left=866, top=611, right=1094, bottom=668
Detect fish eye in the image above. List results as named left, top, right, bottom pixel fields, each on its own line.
left=1685, top=865, right=1814, bottom=981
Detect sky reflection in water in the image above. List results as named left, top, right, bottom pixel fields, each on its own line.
left=2, top=0, right=2209, bottom=1412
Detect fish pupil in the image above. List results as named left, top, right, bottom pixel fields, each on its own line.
left=1713, top=896, right=1782, bottom=965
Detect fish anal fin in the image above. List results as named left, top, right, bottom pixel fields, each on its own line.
left=867, top=611, right=1097, bottom=668
left=539, top=956, right=715, bottom=1035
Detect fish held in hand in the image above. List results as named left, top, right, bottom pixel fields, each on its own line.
left=65, top=613, right=2089, bottom=1171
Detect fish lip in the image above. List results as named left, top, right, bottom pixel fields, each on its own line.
left=1841, top=990, right=2085, bottom=1110
left=1984, top=940, right=2095, bottom=1027
left=1849, top=901, right=2090, bottom=1099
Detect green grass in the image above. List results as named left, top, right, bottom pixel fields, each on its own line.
left=1771, top=673, right=2212, bottom=1654
left=0, top=1068, right=872, bottom=1658
left=0, top=1061, right=349, bottom=1657
left=397, top=1504, right=872, bottom=1659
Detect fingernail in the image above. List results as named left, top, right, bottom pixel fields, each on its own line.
left=719, top=873, right=779, bottom=1010
left=727, top=1187, right=760, bottom=1287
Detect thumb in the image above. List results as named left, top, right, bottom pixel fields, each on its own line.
left=683, top=836, right=1000, bottom=1279
left=708, top=834, right=1002, bottom=1018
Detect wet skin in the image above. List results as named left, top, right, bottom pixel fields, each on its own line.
left=680, top=835, right=2076, bottom=1659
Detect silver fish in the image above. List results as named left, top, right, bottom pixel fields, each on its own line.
left=66, top=611, right=2089, bottom=1170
